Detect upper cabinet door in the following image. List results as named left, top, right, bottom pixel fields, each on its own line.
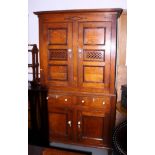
left=77, top=22, right=112, bottom=91
left=42, top=22, right=74, bottom=87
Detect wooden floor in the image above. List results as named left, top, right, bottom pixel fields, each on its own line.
left=28, top=145, right=92, bottom=155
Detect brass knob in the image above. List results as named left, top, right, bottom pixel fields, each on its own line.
left=65, top=98, right=68, bottom=102
left=81, top=100, right=84, bottom=103
left=68, top=49, right=72, bottom=58
left=68, top=121, right=72, bottom=127
left=78, top=48, right=83, bottom=58
left=46, top=96, right=49, bottom=100
left=68, top=49, right=72, bottom=52
left=78, top=48, right=82, bottom=53
left=78, top=121, right=81, bottom=128
left=102, top=101, right=105, bottom=105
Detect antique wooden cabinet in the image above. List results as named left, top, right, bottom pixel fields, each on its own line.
left=35, top=9, right=122, bottom=148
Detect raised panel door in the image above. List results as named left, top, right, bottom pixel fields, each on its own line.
left=48, top=107, right=73, bottom=142
left=77, top=110, right=110, bottom=147
left=77, top=22, right=112, bottom=91
left=41, top=22, right=74, bottom=88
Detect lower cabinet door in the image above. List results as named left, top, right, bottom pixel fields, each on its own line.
left=48, top=107, right=73, bottom=142
left=77, top=110, right=111, bottom=147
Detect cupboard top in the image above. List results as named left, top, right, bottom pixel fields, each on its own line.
left=34, top=8, right=123, bottom=18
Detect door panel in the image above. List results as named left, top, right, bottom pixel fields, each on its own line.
left=83, top=27, right=106, bottom=45
left=48, top=107, right=73, bottom=142
left=48, top=28, right=68, bottom=45
left=77, top=110, right=110, bottom=146
left=78, top=22, right=111, bottom=90
left=43, top=22, right=74, bottom=87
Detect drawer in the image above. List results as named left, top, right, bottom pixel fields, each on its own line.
left=48, top=94, right=74, bottom=108
left=77, top=96, right=110, bottom=109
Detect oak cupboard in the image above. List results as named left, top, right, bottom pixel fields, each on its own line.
left=34, top=9, right=122, bottom=148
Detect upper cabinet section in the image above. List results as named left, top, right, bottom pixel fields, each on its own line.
left=35, top=9, right=122, bottom=94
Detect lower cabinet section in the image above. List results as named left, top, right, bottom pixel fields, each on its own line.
left=47, top=96, right=114, bottom=148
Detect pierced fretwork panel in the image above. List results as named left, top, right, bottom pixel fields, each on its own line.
left=49, top=49, right=68, bottom=60
left=83, top=50, right=105, bottom=62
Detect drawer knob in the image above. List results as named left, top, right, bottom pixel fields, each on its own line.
left=102, top=101, right=105, bottom=105
left=77, top=121, right=81, bottom=128
left=81, top=100, right=85, bottom=103
left=65, top=98, right=68, bottom=102
left=46, top=96, right=49, bottom=100
left=68, top=121, right=72, bottom=127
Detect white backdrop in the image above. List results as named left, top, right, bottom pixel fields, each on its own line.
left=28, top=0, right=127, bottom=45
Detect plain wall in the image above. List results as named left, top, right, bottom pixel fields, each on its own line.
left=28, top=0, right=127, bottom=44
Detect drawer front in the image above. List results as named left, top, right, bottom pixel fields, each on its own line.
left=48, top=94, right=74, bottom=108
left=77, top=96, right=111, bottom=110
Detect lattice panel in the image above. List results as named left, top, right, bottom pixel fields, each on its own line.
left=83, top=50, right=105, bottom=61
left=49, top=49, right=67, bottom=60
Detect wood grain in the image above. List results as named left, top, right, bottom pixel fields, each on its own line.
left=35, top=9, right=122, bottom=148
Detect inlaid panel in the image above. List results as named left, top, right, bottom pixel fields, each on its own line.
left=48, top=28, right=67, bottom=45
left=83, top=66, right=104, bottom=83
left=82, top=116, right=104, bottom=139
left=48, top=49, right=68, bottom=60
left=83, top=28, right=105, bottom=45
left=83, top=50, right=105, bottom=61
left=48, top=65, right=68, bottom=81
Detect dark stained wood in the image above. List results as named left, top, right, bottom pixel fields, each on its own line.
left=35, top=9, right=122, bottom=148
left=34, top=8, right=122, bottom=17
left=28, top=86, right=49, bottom=146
